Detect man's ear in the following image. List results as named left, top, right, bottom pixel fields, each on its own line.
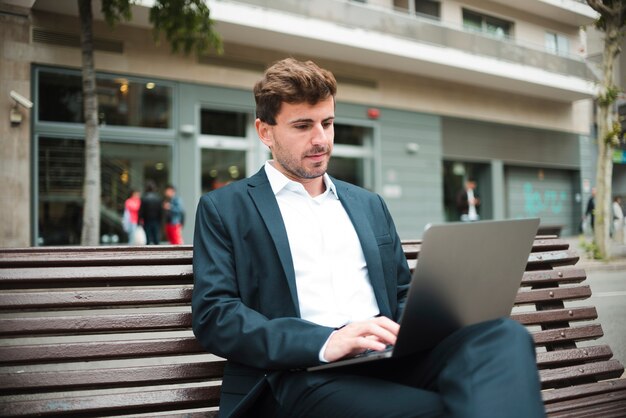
left=255, top=119, right=273, bottom=148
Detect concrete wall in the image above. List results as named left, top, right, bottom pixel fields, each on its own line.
left=0, top=5, right=32, bottom=247
left=441, top=118, right=582, bottom=168
left=375, top=107, right=443, bottom=239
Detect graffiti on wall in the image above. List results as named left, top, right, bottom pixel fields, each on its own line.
left=523, top=183, right=568, bottom=217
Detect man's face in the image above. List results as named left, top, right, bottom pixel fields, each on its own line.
left=256, top=97, right=335, bottom=183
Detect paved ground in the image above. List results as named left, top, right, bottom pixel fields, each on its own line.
left=562, top=234, right=626, bottom=375
left=563, top=234, right=626, bottom=272
left=568, top=270, right=626, bottom=368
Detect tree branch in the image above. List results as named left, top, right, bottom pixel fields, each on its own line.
left=588, top=0, right=618, bottom=17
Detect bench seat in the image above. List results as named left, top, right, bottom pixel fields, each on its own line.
left=1, top=237, right=625, bottom=417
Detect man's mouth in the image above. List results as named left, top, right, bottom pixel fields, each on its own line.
left=305, top=147, right=329, bottom=160
left=305, top=152, right=328, bottom=162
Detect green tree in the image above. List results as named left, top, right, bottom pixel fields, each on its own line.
left=586, top=0, right=626, bottom=258
left=77, top=0, right=222, bottom=245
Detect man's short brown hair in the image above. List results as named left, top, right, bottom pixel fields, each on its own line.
left=254, top=58, right=337, bottom=125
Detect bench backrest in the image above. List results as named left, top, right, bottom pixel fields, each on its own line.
left=0, top=238, right=623, bottom=416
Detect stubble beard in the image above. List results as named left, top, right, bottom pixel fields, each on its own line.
left=275, top=145, right=330, bottom=180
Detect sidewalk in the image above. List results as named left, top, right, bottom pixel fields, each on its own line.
left=562, top=235, right=626, bottom=272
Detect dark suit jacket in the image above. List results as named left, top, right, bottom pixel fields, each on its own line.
left=192, top=168, right=411, bottom=417
left=456, top=189, right=480, bottom=216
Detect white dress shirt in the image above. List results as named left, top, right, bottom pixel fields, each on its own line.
left=264, top=161, right=380, bottom=330
left=467, top=188, right=479, bottom=221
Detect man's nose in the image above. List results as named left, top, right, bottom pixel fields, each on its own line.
left=311, top=123, right=329, bottom=145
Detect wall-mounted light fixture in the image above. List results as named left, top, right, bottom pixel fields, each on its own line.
left=180, top=124, right=195, bottom=137
left=9, top=90, right=33, bottom=126
left=406, top=142, right=420, bottom=154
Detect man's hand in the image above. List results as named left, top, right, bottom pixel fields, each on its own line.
left=323, top=317, right=400, bottom=363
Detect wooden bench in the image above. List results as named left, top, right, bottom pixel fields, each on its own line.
left=0, top=237, right=625, bottom=417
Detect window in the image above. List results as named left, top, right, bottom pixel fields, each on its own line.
left=334, top=124, right=366, bottom=146
left=201, top=109, right=247, bottom=137
left=414, top=0, right=440, bottom=19
left=328, top=123, right=374, bottom=189
left=394, top=0, right=440, bottom=19
left=462, top=9, right=512, bottom=39
left=545, top=32, right=569, bottom=56
left=38, top=69, right=173, bottom=128
left=37, top=137, right=172, bottom=245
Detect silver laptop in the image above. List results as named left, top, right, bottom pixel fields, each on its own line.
left=308, top=218, right=540, bottom=372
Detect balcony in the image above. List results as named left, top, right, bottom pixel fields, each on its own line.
left=30, top=0, right=597, bottom=101
left=210, top=0, right=596, bottom=101
left=488, top=0, right=598, bottom=26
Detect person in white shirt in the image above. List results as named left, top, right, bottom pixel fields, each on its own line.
left=191, top=58, right=545, bottom=418
left=613, top=196, right=625, bottom=244
left=457, top=179, right=480, bottom=221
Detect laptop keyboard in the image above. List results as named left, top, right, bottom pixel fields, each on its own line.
left=354, top=344, right=394, bottom=358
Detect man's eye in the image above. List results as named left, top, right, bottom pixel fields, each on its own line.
left=294, top=124, right=309, bottom=130
left=322, top=121, right=333, bottom=128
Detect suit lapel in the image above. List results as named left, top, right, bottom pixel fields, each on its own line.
left=247, top=169, right=301, bottom=317
left=336, top=182, right=392, bottom=318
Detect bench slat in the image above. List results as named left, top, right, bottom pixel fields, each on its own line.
left=401, top=238, right=570, bottom=260
left=548, top=400, right=626, bottom=418
left=0, top=384, right=220, bottom=417
left=536, top=345, right=614, bottom=368
left=511, top=306, right=597, bottom=326
left=521, top=269, right=587, bottom=286
left=532, top=324, right=604, bottom=346
left=527, top=250, right=579, bottom=269
left=515, top=286, right=591, bottom=305
left=0, top=246, right=193, bottom=268
left=544, top=389, right=626, bottom=416
left=0, top=361, right=225, bottom=393
left=0, top=287, right=192, bottom=310
left=543, top=379, right=626, bottom=404
left=540, top=360, right=625, bottom=388
left=407, top=250, right=581, bottom=272
left=530, top=239, right=570, bottom=252
left=0, top=265, right=193, bottom=284
left=0, top=337, right=204, bottom=365
left=0, top=312, right=192, bottom=336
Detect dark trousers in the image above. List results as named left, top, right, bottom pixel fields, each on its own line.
left=143, top=221, right=161, bottom=245
left=261, top=318, right=545, bottom=418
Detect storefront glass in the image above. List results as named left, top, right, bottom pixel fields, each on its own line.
left=201, top=149, right=247, bottom=193
left=38, top=137, right=171, bottom=245
left=38, top=70, right=172, bottom=128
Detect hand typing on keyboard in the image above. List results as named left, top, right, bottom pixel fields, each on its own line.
left=323, top=316, right=399, bottom=362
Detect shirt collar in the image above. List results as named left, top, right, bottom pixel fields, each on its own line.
left=264, top=161, right=338, bottom=200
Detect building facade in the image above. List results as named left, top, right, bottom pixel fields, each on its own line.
left=0, top=0, right=598, bottom=246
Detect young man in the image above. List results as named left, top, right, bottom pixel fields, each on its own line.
left=192, top=58, right=545, bottom=418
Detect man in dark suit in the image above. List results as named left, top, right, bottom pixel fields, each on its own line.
left=192, top=58, right=545, bottom=417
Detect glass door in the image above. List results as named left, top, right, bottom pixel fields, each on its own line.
left=198, top=108, right=261, bottom=193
